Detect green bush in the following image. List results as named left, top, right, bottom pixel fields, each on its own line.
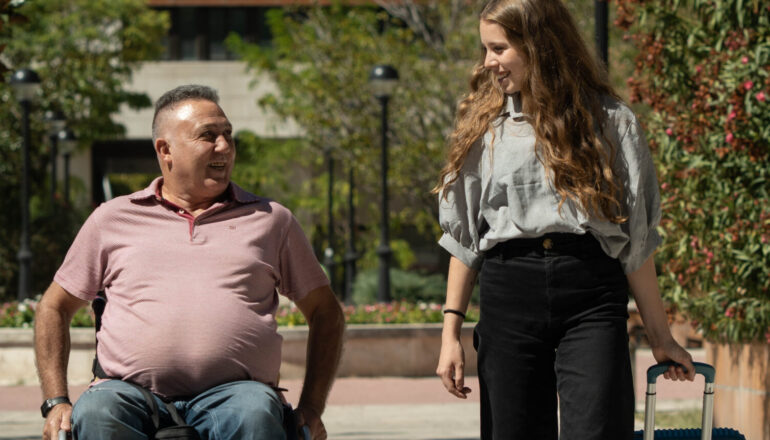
left=616, top=0, right=769, bottom=342
left=0, top=297, right=478, bottom=327
left=351, top=268, right=478, bottom=305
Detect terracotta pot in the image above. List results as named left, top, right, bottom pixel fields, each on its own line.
left=705, top=340, right=770, bottom=440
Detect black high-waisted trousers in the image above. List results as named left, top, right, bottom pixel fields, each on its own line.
left=475, top=233, right=634, bottom=440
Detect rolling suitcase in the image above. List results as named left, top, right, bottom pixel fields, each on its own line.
left=633, top=361, right=746, bottom=440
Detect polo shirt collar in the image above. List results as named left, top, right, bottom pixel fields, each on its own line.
left=129, top=177, right=259, bottom=205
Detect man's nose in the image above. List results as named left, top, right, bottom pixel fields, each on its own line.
left=215, top=135, right=233, bottom=152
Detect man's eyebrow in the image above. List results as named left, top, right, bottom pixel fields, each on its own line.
left=196, top=122, right=232, bottom=133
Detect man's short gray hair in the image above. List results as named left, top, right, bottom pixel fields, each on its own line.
left=152, top=84, right=220, bottom=141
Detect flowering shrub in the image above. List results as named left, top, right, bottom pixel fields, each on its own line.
left=278, top=301, right=479, bottom=326
left=616, top=0, right=769, bottom=342
left=0, top=297, right=95, bottom=328
left=0, top=299, right=37, bottom=328
left=1, top=298, right=478, bottom=328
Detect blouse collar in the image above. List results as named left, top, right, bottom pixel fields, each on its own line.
left=501, top=93, right=525, bottom=120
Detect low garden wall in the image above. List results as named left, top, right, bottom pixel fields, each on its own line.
left=0, top=324, right=477, bottom=386
left=706, top=341, right=770, bottom=440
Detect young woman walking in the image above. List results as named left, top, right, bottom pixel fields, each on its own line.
left=435, top=1, right=695, bottom=439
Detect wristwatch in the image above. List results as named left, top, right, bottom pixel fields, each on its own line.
left=40, top=396, right=71, bottom=418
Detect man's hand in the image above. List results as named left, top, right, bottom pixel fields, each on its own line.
left=43, top=403, right=72, bottom=440
left=294, top=285, right=344, bottom=440
left=35, top=282, right=87, bottom=440
left=294, top=405, right=326, bottom=440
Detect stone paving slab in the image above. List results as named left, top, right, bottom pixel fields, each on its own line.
left=0, top=348, right=706, bottom=439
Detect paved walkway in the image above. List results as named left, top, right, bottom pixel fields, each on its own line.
left=0, top=349, right=705, bottom=439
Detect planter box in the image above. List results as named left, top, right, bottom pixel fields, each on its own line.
left=0, top=324, right=476, bottom=386
left=0, top=328, right=96, bottom=386
left=705, top=340, right=770, bottom=440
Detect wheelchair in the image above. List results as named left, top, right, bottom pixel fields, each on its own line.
left=59, top=294, right=311, bottom=440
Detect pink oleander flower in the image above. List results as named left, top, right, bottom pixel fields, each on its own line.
left=725, top=308, right=735, bottom=318
left=728, top=110, right=737, bottom=121
left=726, top=132, right=734, bottom=143
left=744, top=80, right=754, bottom=90
left=665, top=128, right=673, bottom=136
left=757, top=91, right=766, bottom=102
left=741, top=56, right=749, bottom=64
left=661, top=182, right=668, bottom=190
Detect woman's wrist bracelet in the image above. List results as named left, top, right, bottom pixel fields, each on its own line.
left=442, top=308, right=466, bottom=319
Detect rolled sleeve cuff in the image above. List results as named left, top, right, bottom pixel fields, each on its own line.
left=438, top=233, right=484, bottom=271
left=621, top=228, right=662, bottom=274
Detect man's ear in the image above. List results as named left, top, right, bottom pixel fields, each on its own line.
left=155, top=138, right=172, bottom=167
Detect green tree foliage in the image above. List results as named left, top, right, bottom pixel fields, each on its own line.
left=228, top=0, right=633, bottom=275
left=227, top=1, right=480, bottom=271
left=0, top=0, right=168, bottom=300
left=616, top=0, right=769, bottom=342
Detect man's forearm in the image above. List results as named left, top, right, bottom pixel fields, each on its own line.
left=34, top=282, right=86, bottom=399
left=298, top=299, right=344, bottom=415
left=35, top=304, right=73, bottom=398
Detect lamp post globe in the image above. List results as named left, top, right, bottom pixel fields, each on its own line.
left=10, top=68, right=41, bottom=102
left=10, top=68, right=41, bottom=301
left=369, top=64, right=399, bottom=303
left=369, top=65, right=399, bottom=99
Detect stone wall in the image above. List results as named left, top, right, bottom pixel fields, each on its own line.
left=0, top=324, right=476, bottom=386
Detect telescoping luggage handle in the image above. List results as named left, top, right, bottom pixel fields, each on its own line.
left=643, top=361, right=715, bottom=440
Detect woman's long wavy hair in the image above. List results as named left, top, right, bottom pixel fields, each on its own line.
left=435, top=0, right=627, bottom=224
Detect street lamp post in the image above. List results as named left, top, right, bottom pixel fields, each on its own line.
left=369, top=65, right=399, bottom=303
left=44, top=110, right=66, bottom=211
left=10, top=68, right=41, bottom=301
left=595, top=0, right=608, bottom=66
left=323, top=147, right=336, bottom=293
left=343, top=165, right=357, bottom=303
left=57, top=129, right=77, bottom=207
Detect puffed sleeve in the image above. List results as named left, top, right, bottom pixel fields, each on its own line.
left=438, top=141, right=486, bottom=270
left=615, top=114, right=662, bottom=274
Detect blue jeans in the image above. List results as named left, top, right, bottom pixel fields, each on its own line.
left=71, top=380, right=286, bottom=440
left=476, top=233, right=634, bottom=440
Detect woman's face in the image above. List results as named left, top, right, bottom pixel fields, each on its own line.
left=480, top=19, right=527, bottom=94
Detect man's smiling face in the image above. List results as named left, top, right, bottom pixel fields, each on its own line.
left=155, top=99, right=235, bottom=202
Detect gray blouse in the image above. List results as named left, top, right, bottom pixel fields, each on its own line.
left=438, top=93, right=661, bottom=274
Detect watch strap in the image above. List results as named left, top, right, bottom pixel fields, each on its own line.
left=40, top=396, right=71, bottom=418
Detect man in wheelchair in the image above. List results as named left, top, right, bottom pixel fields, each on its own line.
left=34, top=85, right=345, bottom=440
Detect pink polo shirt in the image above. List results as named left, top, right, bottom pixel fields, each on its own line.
left=54, top=178, right=329, bottom=398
